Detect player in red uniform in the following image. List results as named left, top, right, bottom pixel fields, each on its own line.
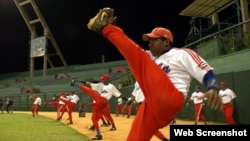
left=45, top=92, right=68, bottom=121
left=86, top=8, right=222, bottom=141
left=116, top=97, right=123, bottom=117
left=31, top=93, right=42, bottom=117
left=218, top=81, right=237, bottom=125
left=186, top=86, right=208, bottom=125
left=59, top=91, right=79, bottom=124
left=71, top=74, right=126, bottom=140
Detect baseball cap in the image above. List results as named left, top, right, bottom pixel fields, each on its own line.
left=219, top=81, right=226, bottom=85
left=100, top=74, right=110, bottom=80
left=142, top=27, right=173, bottom=43
left=195, top=86, right=201, bottom=89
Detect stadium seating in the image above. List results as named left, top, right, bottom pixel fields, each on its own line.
left=0, top=60, right=134, bottom=112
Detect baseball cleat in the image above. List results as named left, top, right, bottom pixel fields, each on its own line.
left=101, top=123, right=110, bottom=127
left=171, top=119, right=176, bottom=124
left=92, top=135, right=102, bottom=140
left=87, top=7, right=114, bottom=33
left=204, top=121, right=208, bottom=125
left=109, top=126, right=116, bottom=131
left=67, top=121, right=73, bottom=125
left=88, top=125, right=95, bottom=131
left=56, top=116, right=61, bottom=121
left=162, top=137, right=169, bottom=141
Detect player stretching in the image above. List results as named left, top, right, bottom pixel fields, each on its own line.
left=31, top=93, right=42, bottom=117
left=123, top=81, right=169, bottom=140
left=116, top=97, right=123, bottom=117
left=122, top=97, right=133, bottom=118
left=71, top=74, right=127, bottom=140
left=85, top=7, right=222, bottom=141
left=45, top=92, right=68, bottom=121
left=59, top=91, right=79, bottom=125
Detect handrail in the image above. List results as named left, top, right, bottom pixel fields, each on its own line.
left=184, top=20, right=250, bottom=48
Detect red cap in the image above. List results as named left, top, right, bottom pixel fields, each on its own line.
left=219, top=81, right=226, bottom=85
left=142, top=27, right=173, bottom=43
left=58, top=92, right=65, bottom=96
left=100, top=74, right=110, bottom=80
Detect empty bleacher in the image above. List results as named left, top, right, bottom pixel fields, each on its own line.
left=0, top=60, right=135, bottom=112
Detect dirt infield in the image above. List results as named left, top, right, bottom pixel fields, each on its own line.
left=17, top=111, right=170, bottom=140
left=16, top=111, right=209, bottom=141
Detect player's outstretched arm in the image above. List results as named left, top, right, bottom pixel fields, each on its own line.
left=70, top=77, right=91, bottom=88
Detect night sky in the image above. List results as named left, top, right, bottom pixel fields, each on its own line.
left=0, top=0, right=198, bottom=74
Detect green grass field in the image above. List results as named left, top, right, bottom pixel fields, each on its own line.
left=0, top=113, right=90, bottom=141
